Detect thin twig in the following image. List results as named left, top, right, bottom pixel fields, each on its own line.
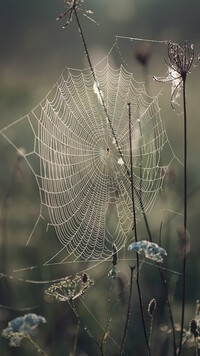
left=69, top=299, right=102, bottom=353
left=119, top=265, right=135, bottom=356
left=156, top=223, right=177, bottom=355
left=140, top=192, right=177, bottom=355
left=100, top=283, right=113, bottom=356
left=136, top=113, right=177, bottom=354
left=72, top=320, right=80, bottom=355
left=127, top=103, right=151, bottom=356
left=178, top=73, right=187, bottom=356
left=156, top=263, right=177, bottom=355
left=138, top=199, right=177, bottom=354
left=74, top=9, right=130, bottom=179
left=26, top=334, right=48, bottom=356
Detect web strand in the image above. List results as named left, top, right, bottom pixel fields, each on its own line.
left=0, top=43, right=174, bottom=263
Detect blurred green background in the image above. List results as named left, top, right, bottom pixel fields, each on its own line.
left=0, top=1, right=200, bottom=355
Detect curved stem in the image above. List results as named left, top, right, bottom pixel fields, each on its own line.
left=26, top=335, right=48, bottom=356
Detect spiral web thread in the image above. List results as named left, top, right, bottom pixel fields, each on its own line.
left=0, top=43, right=174, bottom=263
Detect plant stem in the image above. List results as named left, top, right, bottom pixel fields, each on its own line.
left=178, top=74, right=187, bottom=356
left=137, top=119, right=177, bottom=354
left=157, top=263, right=177, bottom=355
left=74, top=9, right=130, bottom=179
left=26, top=335, right=48, bottom=356
left=73, top=12, right=176, bottom=354
left=69, top=300, right=103, bottom=355
left=119, top=265, right=135, bottom=356
left=100, top=283, right=113, bottom=356
left=72, top=320, right=80, bottom=355
left=141, top=209, right=177, bottom=355
left=127, top=103, right=151, bottom=356
left=194, top=337, right=198, bottom=356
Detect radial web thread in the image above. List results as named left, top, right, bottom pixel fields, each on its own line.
left=0, top=44, right=174, bottom=263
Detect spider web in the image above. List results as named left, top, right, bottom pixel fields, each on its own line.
left=0, top=43, right=174, bottom=263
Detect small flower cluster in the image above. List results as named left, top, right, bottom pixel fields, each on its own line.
left=1, top=313, right=46, bottom=347
left=45, top=273, right=94, bottom=302
left=128, top=240, right=167, bottom=263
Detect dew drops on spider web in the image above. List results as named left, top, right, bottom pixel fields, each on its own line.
left=0, top=41, right=176, bottom=265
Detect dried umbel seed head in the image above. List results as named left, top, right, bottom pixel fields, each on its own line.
left=56, top=0, right=79, bottom=26
left=167, top=41, right=194, bottom=79
left=189, top=319, right=198, bottom=338
left=57, top=0, right=92, bottom=28
left=45, top=273, right=94, bottom=302
left=154, top=41, right=195, bottom=109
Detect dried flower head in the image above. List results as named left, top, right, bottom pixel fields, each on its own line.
left=56, top=0, right=81, bottom=27
left=154, top=41, right=194, bottom=108
left=167, top=41, right=194, bottom=79
left=182, top=317, right=200, bottom=350
left=2, top=313, right=46, bottom=347
left=57, top=0, right=94, bottom=27
left=45, top=273, right=94, bottom=302
left=166, top=316, right=200, bottom=350
left=128, top=240, right=167, bottom=263
left=190, top=319, right=199, bottom=338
